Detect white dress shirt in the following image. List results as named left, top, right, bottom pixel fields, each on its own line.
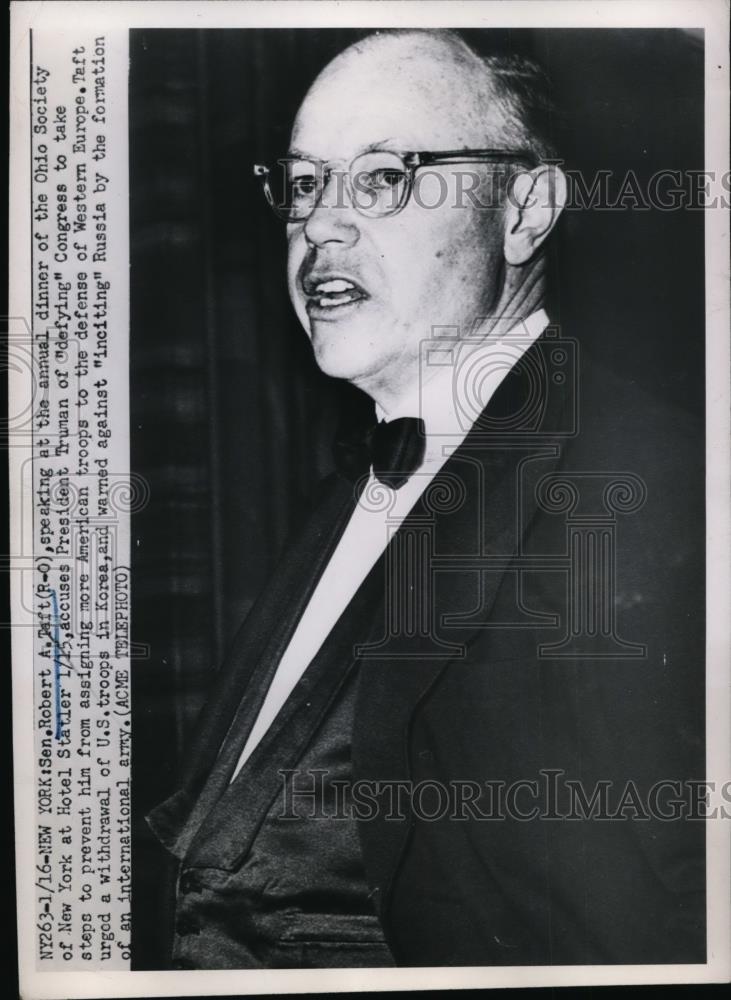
left=231, top=309, right=549, bottom=777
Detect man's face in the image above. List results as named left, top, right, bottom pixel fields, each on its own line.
left=286, top=36, right=510, bottom=407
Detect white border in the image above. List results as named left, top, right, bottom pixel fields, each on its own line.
left=10, top=1, right=730, bottom=996
left=7, top=0, right=731, bottom=30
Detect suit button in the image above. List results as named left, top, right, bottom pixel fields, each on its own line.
left=172, top=957, right=197, bottom=969
left=179, top=871, right=202, bottom=894
left=176, top=915, right=201, bottom=937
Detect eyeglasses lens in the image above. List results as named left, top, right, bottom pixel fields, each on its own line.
left=266, top=152, right=409, bottom=221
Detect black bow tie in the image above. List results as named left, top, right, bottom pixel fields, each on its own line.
left=333, top=416, right=426, bottom=490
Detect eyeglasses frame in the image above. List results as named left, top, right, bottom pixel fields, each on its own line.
left=253, top=147, right=540, bottom=222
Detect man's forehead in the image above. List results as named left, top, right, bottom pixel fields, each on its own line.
left=290, top=32, right=505, bottom=160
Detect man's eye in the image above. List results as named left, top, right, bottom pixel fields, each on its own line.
left=364, top=169, right=406, bottom=190
left=290, top=177, right=318, bottom=197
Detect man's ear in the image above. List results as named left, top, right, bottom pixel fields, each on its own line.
left=503, top=164, right=567, bottom=265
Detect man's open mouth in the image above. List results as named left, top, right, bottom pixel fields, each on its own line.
left=303, top=275, right=369, bottom=310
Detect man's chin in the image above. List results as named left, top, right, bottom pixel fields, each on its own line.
left=310, top=330, right=381, bottom=386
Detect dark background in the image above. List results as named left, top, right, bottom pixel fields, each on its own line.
left=129, top=29, right=705, bottom=968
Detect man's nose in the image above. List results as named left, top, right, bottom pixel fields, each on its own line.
left=303, top=170, right=360, bottom=248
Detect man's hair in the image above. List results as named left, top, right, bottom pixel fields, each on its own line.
left=478, top=50, right=562, bottom=162
left=376, top=29, right=563, bottom=163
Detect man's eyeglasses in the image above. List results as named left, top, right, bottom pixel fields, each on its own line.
left=253, top=148, right=538, bottom=222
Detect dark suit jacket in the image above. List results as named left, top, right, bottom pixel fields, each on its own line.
left=150, top=332, right=706, bottom=966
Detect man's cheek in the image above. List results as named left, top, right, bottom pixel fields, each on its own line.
left=411, top=171, right=452, bottom=212
left=286, top=230, right=306, bottom=281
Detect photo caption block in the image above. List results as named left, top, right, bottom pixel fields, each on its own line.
left=30, top=26, right=131, bottom=970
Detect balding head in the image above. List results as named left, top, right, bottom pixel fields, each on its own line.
left=292, top=30, right=555, bottom=164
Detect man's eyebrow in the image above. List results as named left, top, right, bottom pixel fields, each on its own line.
left=286, top=146, right=313, bottom=159
left=285, top=139, right=405, bottom=160
left=361, top=138, right=402, bottom=154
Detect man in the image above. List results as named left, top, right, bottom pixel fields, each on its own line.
left=148, top=29, right=705, bottom=968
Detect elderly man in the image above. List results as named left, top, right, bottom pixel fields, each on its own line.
left=148, top=30, right=705, bottom=969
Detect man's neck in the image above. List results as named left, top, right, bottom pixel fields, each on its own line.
left=371, top=300, right=549, bottom=422
left=374, top=306, right=550, bottom=432
left=479, top=258, right=548, bottom=342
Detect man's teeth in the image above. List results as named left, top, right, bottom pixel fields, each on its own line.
left=313, top=278, right=365, bottom=307
left=316, top=279, right=355, bottom=294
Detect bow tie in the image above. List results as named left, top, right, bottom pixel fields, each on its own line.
left=333, top=416, right=426, bottom=490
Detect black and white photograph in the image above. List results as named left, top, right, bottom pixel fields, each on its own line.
left=9, top=1, right=730, bottom=996
left=131, top=18, right=712, bottom=972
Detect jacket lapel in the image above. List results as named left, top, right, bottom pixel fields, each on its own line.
left=145, top=471, right=359, bottom=857
left=182, top=560, right=385, bottom=869
left=353, top=332, right=572, bottom=912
